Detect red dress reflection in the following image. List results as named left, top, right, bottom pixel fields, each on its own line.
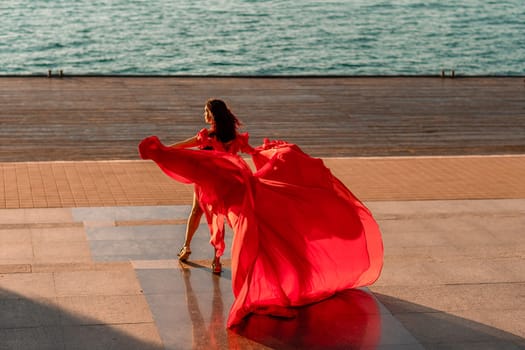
left=232, top=288, right=381, bottom=349
left=139, top=135, right=383, bottom=328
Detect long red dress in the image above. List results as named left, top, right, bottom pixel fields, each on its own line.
left=192, top=128, right=253, bottom=258
left=139, top=134, right=383, bottom=328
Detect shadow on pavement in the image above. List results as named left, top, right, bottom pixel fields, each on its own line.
left=0, top=288, right=164, bottom=350
left=375, top=293, right=525, bottom=349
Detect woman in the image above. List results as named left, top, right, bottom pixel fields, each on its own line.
left=139, top=103, right=383, bottom=328
left=168, top=98, right=252, bottom=274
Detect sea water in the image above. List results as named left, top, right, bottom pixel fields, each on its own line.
left=1, top=0, right=524, bottom=75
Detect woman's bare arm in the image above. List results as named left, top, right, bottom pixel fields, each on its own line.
left=168, top=135, right=199, bottom=149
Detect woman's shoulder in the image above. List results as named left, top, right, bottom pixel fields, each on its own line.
left=196, top=128, right=212, bottom=141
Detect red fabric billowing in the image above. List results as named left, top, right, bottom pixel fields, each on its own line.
left=139, top=135, right=383, bottom=328
left=195, top=129, right=253, bottom=257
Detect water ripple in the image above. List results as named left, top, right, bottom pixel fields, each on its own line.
left=0, top=0, right=523, bottom=75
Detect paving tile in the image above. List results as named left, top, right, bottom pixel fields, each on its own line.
left=24, top=208, right=74, bottom=223
left=138, top=239, right=179, bottom=260
left=367, top=199, right=525, bottom=218
left=0, top=264, right=31, bottom=274
left=382, top=242, right=524, bottom=266
left=0, top=242, right=33, bottom=261
left=131, top=224, right=187, bottom=240
left=62, top=323, right=164, bottom=350
left=86, top=222, right=231, bottom=262
left=454, top=308, right=525, bottom=339
left=0, top=272, right=55, bottom=299
left=31, top=261, right=132, bottom=273
left=71, top=205, right=191, bottom=222
left=0, top=298, right=60, bottom=328
left=82, top=220, right=116, bottom=228
left=378, top=220, right=449, bottom=248
left=145, top=293, right=198, bottom=349
left=71, top=207, right=119, bottom=222
left=114, top=205, right=191, bottom=221
left=371, top=345, right=426, bottom=350
left=137, top=266, right=235, bottom=349
left=377, top=257, right=525, bottom=287
left=0, top=326, right=64, bottom=350
left=136, top=268, right=232, bottom=296
left=86, top=224, right=185, bottom=241
left=423, top=342, right=524, bottom=350
left=32, top=240, right=91, bottom=263
left=116, top=218, right=188, bottom=226
left=470, top=216, right=525, bottom=244
left=30, top=227, right=87, bottom=243
left=0, top=209, right=26, bottom=224
left=88, top=240, right=143, bottom=260
left=57, top=295, right=154, bottom=325
left=53, top=269, right=143, bottom=297
left=431, top=259, right=525, bottom=285
left=0, top=229, right=31, bottom=244
left=394, top=311, right=523, bottom=345
left=374, top=259, right=445, bottom=287
left=131, top=259, right=180, bottom=269
left=372, top=283, right=525, bottom=315
left=375, top=312, right=423, bottom=347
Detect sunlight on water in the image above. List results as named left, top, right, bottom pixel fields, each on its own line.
left=1, top=0, right=524, bottom=75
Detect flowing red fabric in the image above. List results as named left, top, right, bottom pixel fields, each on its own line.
left=196, top=128, right=253, bottom=257
left=139, top=135, right=383, bottom=328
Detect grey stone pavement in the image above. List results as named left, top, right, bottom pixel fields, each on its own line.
left=0, top=157, right=524, bottom=349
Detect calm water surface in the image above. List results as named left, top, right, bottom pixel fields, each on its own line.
left=1, top=0, right=524, bottom=75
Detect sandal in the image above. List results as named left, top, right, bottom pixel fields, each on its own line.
left=177, top=246, right=191, bottom=262
left=211, top=259, right=222, bottom=275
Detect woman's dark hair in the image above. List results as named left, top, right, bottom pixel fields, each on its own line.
left=206, top=98, right=241, bottom=143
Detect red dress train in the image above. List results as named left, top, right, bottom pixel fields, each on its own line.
left=139, top=135, right=383, bottom=328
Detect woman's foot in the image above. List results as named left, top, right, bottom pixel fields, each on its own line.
left=211, top=257, right=222, bottom=274
left=177, top=246, right=191, bottom=261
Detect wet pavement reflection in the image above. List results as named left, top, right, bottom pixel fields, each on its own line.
left=231, top=289, right=382, bottom=349
left=180, top=264, right=229, bottom=349
left=178, top=263, right=381, bottom=349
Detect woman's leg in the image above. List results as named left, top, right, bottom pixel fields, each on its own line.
left=178, top=192, right=203, bottom=261
left=212, top=252, right=222, bottom=274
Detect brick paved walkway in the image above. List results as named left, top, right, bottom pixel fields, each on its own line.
left=1, top=155, right=524, bottom=209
